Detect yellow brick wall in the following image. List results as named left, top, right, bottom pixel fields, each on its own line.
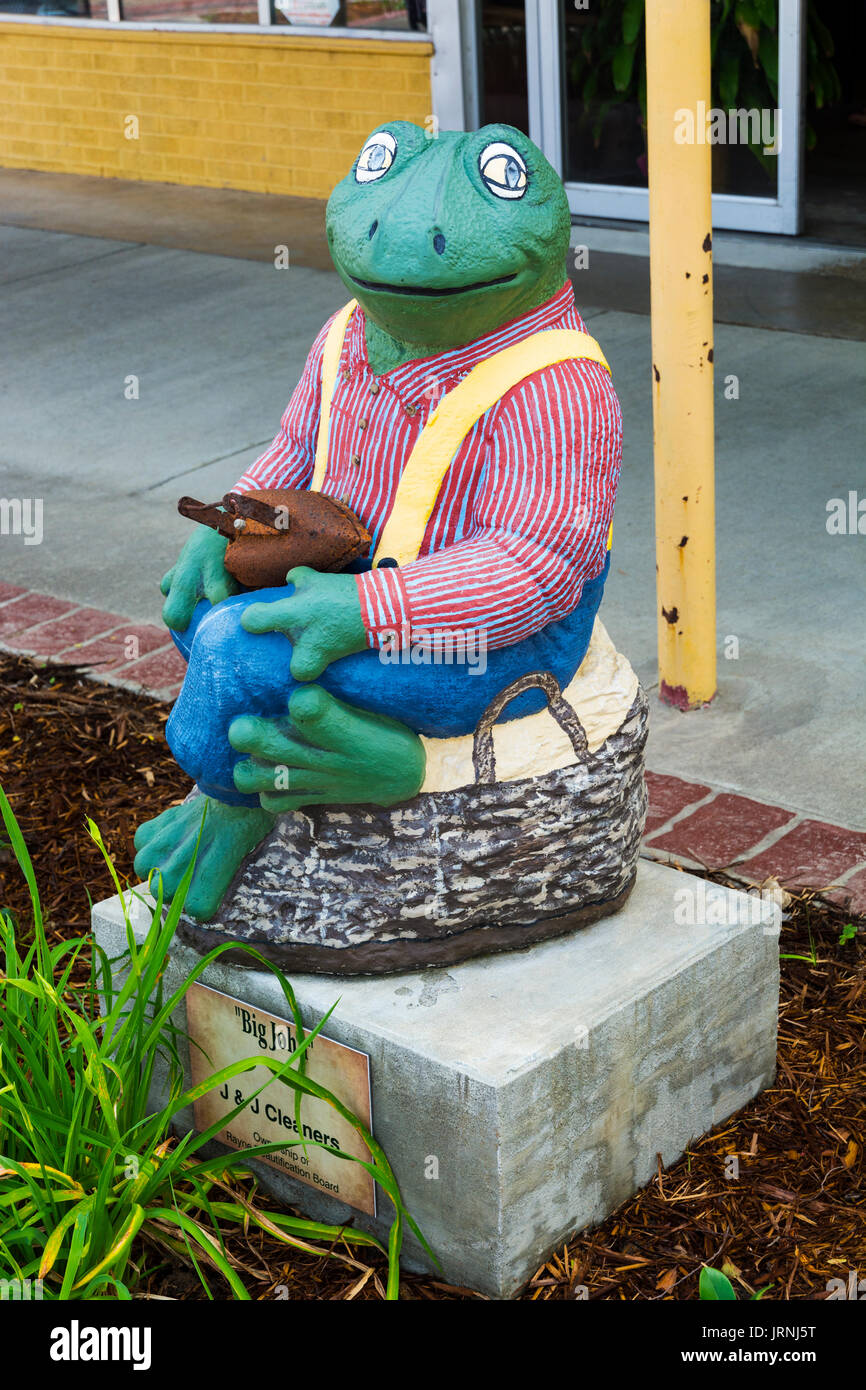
left=0, top=23, right=433, bottom=197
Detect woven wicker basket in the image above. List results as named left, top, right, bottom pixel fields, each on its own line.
left=178, top=670, right=649, bottom=975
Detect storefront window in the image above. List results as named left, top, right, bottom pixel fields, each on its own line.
left=115, top=0, right=255, bottom=18
left=0, top=0, right=108, bottom=14
left=10, top=0, right=427, bottom=28
left=277, top=1, right=426, bottom=30
left=562, top=0, right=778, bottom=199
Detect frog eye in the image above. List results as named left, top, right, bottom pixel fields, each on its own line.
left=478, top=142, right=528, bottom=200
left=355, top=131, right=397, bottom=184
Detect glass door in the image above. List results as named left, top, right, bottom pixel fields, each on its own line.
left=511, top=0, right=806, bottom=235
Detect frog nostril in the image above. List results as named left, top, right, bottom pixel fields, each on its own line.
left=433, top=232, right=446, bottom=256
left=368, top=220, right=378, bottom=239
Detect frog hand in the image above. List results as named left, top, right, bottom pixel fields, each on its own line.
left=161, top=525, right=240, bottom=632
left=240, top=566, right=368, bottom=680
left=229, top=685, right=426, bottom=813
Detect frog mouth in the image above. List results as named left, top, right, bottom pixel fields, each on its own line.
left=348, top=272, right=518, bottom=297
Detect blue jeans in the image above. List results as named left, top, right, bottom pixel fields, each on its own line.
left=166, top=554, right=610, bottom=805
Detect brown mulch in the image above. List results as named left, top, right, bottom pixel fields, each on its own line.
left=1, top=653, right=187, bottom=942
left=1, top=652, right=864, bottom=1301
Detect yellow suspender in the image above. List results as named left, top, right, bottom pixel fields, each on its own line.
left=311, top=299, right=357, bottom=493
left=312, top=299, right=613, bottom=568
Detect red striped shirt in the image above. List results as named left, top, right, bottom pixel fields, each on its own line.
left=233, top=281, right=623, bottom=651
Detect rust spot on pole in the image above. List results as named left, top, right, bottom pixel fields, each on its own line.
left=659, top=680, right=691, bottom=710
left=678, top=535, right=688, bottom=547
left=662, top=605, right=679, bottom=624
left=660, top=680, right=716, bottom=712
left=653, top=363, right=661, bottom=382
left=702, top=233, right=712, bottom=252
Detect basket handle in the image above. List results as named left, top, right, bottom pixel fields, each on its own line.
left=472, top=671, right=589, bottom=785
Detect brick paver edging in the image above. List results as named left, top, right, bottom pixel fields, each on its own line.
left=0, top=581, right=186, bottom=700
left=2, top=584, right=864, bottom=916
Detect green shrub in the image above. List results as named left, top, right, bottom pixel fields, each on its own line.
left=0, top=787, right=429, bottom=1300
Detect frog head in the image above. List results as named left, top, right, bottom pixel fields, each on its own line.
left=326, top=122, right=571, bottom=365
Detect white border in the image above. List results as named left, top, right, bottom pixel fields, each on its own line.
left=430, top=0, right=477, bottom=130
left=525, top=0, right=561, bottom=171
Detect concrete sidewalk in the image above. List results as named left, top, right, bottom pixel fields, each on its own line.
left=1, top=200, right=864, bottom=833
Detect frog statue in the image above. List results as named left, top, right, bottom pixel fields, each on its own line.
left=134, top=122, right=648, bottom=974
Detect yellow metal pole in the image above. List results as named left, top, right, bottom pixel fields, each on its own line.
left=645, top=0, right=717, bottom=709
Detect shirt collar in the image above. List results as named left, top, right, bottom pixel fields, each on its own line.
left=346, top=281, right=581, bottom=399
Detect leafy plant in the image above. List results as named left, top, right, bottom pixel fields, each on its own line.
left=699, top=1265, right=773, bottom=1300
left=569, top=0, right=646, bottom=150
left=0, top=786, right=429, bottom=1300
left=838, top=922, right=856, bottom=947
left=569, top=1, right=841, bottom=163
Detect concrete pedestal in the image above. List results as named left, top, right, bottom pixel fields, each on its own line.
left=92, top=860, right=779, bottom=1299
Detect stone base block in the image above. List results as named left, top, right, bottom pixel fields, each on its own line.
left=92, top=860, right=779, bottom=1299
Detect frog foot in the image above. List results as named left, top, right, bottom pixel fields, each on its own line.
left=133, top=796, right=274, bottom=922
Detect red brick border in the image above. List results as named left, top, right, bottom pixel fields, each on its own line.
left=643, top=786, right=866, bottom=916
left=646, top=791, right=797, bottom=870
left=3, top=586, right=865, bottom=918
left=0, top=586, right=185, bottom=701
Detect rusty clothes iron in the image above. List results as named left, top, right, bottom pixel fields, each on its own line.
left=177, top=488, right=371, bottom=589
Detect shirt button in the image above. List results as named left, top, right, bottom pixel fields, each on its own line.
left=370, top=381, right=380, bottom=396
left=351, top=453, right=361, bottom=467
left=358, top=418, right=367, bottom=430
left=405, top=403, right=418, bottom=417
